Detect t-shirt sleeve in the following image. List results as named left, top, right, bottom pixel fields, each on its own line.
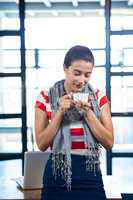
left=35, top=90, right=52, bottom=120
left=95, top=89, right=109, bottom=109
left=35, top=90, right=48, bottom=112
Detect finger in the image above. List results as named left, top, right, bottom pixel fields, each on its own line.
left=64, top=94, right=73, bottom=100
left=74, top=101, right=82, bottom=107
left=82, top=102, right=92, bottom=108
left=88, top=94, right=93, bottom=100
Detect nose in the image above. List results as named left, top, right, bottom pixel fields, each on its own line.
left=79, top=75, right=87, bottom=85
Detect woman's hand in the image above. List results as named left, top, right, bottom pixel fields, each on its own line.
left=58, top=93, right=73, bottom=114
left=73, top=100, right=92, bottom=117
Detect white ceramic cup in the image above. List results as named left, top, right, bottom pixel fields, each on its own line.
left=73, top=93, right=89, bottom=103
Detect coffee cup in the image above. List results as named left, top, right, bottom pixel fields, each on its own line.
left=73, top=93, right=89, bottom=103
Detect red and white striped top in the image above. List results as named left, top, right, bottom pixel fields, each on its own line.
left=35, top=89, right=108, bottom=150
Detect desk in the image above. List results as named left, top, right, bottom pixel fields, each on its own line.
left=103, top=175, right=122, bottom=200
left=0, top=177, right=41, bottom=199
left=0, top=176, right=122, bottom=200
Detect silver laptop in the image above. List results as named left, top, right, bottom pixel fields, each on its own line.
left=13, top=151, right=50, bottom=190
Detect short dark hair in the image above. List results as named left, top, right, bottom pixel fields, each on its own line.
left=63, top=45, right=94, bottom=68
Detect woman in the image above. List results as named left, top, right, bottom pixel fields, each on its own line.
left=35, top=45, right=114, bottom=200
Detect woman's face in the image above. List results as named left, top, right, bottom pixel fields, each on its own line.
left=64, top=59, right=93, bottom=93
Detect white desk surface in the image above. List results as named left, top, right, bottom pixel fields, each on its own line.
left=103, top=175, right=122, bottom=199
left=0, top=176, right=122, bottom=200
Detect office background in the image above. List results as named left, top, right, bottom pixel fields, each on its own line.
left=0, top=0, right=133, bottom=196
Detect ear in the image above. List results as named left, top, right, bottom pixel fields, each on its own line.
left=64, top=66, right=68, bottom=74
left=63, top=64, right=66, bottom=70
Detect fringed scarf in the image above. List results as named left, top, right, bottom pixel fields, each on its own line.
left=48, top=79, right=101, bottom=190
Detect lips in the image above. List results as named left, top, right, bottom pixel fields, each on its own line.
left=72, top=82, right=84, bottom=92
left=74, top=84, right=84, bottom=92
left=76, top=85, right=82, bottom=89
left=76, top=84, right=84, bottom=89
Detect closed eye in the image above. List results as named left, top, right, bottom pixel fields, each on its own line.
left=73, top=70, right=81, bottom=76
left=73, top=70, right=92, bottom=78
left=74, top=72, right=81, bottom=76
left=85, top=72, right=91, bottom=78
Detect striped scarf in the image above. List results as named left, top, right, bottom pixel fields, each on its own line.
left=48, top=79, right=101, bottom=190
